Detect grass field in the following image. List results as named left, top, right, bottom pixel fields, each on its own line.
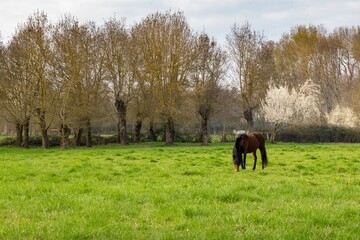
left=0, top=142, right=359, bottom=239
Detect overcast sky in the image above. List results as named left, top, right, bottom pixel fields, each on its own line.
left=1, top=0, right=360, bottom=45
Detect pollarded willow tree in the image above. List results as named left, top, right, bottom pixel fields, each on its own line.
left=53, top=16, right=106, bottom=148
left=226, top=22, right=276, bottom=130
left=53, top=15, right=92, bottom=148
left=52, top=15, right=81, bottom=148
left=15, top=11, right=56, bottom=149
left=79, top=21, right=107, bottom=147
left=101, top=17, right=134, bottom=145
left=0, top=11, right=56, bottom=148
left=0, top=23, right=37, bottom=148
left=262, top=79, right=321, bottom=142
left=191, top=33, right=227, bottom=145
left=132, top=11, right=197, bottom=144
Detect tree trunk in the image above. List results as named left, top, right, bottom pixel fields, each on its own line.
left=85, top=118, right=92, bottom=147
left=15, top=122, right=23, bottom=147
left=221, top=123, right=227, bottom=142
left=60, top=124, right=71, bottom=149
left=36, top=108, right=49, bottom=149
left=22, top=118, right=30, bottom=148
left=165, top=117, right=175, bottom=145
left=115, top=98, right=128, bottom=145
left=270, top=124, right=280, bottom=143
left=73, top=128, right=83, bottom=146
left=200, top=115, right=209, bottom=146
left=134, top=119, right=142, bottom=143
left=243, top=108, right=254, bottom=131
left=149, top=120, right=157, bottom=142
left=270, top=131, right=277, bottom=143
left=116, top=121, right=120, bottom=143
left=199, top=105, right=210, bottom=146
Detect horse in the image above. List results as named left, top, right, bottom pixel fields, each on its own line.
left=232, top=132, right=268, bottom=172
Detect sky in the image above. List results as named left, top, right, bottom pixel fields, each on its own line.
left=1, top=0, right=360, bottom=45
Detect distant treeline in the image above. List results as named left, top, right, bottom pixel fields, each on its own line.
left=0, top=10, right=360, bottom=148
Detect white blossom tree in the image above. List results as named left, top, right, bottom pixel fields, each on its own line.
left=327, top=105, right=359, bottom=128
left=262, top=79, right=321, bottom=142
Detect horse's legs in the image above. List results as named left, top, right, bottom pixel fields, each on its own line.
left=252, top=151, right=257, bottom=170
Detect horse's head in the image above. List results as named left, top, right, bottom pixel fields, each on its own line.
left=232, top=134, right=248, bottom=172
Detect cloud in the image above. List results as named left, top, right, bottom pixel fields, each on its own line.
left=1, top=0, right=360, bottom=44
left=262, top=11, right=294, bottom=22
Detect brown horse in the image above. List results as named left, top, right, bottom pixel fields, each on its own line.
left=232, top=132, right=268, bottom=172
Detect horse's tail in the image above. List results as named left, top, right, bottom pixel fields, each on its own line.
left=254, top=133, right=268, bottom=168
left=260, top=146, right=268, bottom=167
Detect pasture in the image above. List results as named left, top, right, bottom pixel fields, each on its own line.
left=0, top=142, right=359, bottom=239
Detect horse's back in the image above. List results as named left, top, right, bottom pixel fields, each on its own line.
left=246, top=132, right=261, bottom=152
left=252, top=132, right=265, bottom=146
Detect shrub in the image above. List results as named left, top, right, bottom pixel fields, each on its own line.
left=276, top=125, right=360, bottom=143
left=0, top=136, right=16, bottom=146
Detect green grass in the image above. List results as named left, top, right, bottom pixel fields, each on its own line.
left=0, top=142, right=359, bottom=239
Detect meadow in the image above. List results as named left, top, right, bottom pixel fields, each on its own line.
left=0, top=142, right=359, bottom=239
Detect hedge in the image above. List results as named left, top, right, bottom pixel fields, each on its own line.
left=276, top=125, right=360, bottom=143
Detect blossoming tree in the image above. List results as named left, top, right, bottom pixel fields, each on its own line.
left=327, top=105, right=359, bottom=128
left=262, top=79, right=321, bottom=142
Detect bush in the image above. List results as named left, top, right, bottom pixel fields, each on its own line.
left=0, top=136, right=16, bottom=146
left=276, top=125, right=360, bottom=143
left=49, top=135, right=61, bottom=146
left=29, top=136, right=42, bottom=146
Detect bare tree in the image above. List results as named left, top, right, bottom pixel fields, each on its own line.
left=226, top=22, right=274, bottom=130
left=52, top=16, right=105, bottom=147
left=52, top=15, right=83, bottom=148
left=0, top=31, right=34, bottom=147
left=15, top=11, right=56, bottom=149
left=191, top=34, right=226, bottom=145
left=350, top=28, right=360, bottom=121
left=101, top=18, right=134, bottom=145
left=79, top=21, right=106, bottom=147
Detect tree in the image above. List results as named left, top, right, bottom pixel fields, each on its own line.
left=327, top=105, right=359, bottom=128
left=52, top=16, right=84, bottom=148
left=102, top=18, right=134, bottom=145
left=274, top=25, right=360, bottom=123
left=52, top=16, right=105, bottom=148
left=262, top=79, right=321, bottom=142
left=132, top=11, right=196, bottom=144
left=191, top=33, right=226, bottom=145
left=0, top=35, right=6, bottom=112
left=226, top=22, right=275, bottom=130
left=0, top=28, right=37, bottom=148
left=78, top=21, right=106, bottom=147
left=213, top=86, right=242, bottom=142
left=15, top=11, right=55, bottom=149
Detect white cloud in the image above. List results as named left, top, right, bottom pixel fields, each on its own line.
left=1, top=0, right=360, bottom=44
left=262, top=11, right=294, bottom=22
